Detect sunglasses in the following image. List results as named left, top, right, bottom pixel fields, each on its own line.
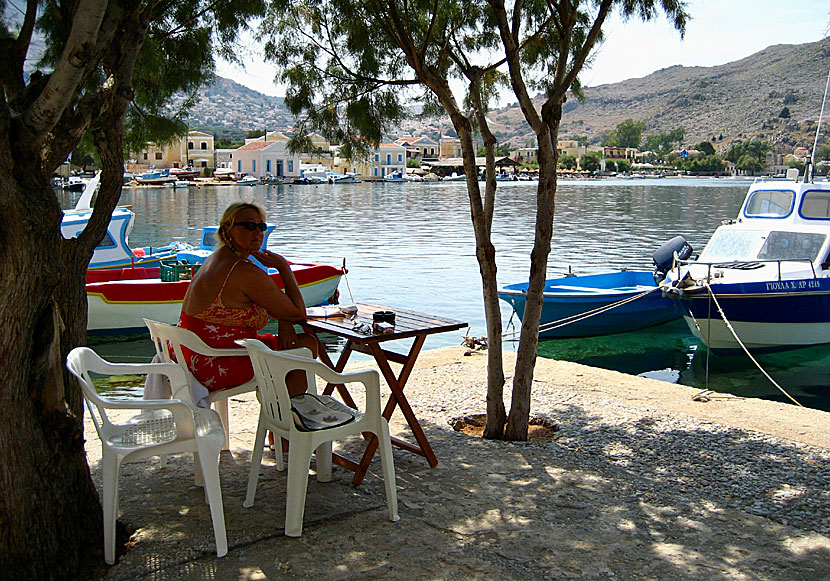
left=234, top=221, right=268, bottom=232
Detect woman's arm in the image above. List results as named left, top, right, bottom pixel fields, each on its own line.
left=241, top=251, right=307, bottom=321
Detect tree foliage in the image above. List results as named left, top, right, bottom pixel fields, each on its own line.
left=644, top=127, right=685, bottom=155
left=609, top=118, right=645, bottom=148
left=580, top=150, right=602, bottom=172
left=726, top=139, right=770, bottom=165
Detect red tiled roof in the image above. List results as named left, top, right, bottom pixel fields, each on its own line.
left=238, top=141, right=275, bottom=151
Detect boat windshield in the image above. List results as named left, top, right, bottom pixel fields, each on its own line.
left=700, top=229, right=827, bottom=262
left=757, top=231, right=827, bottom=262
left=699, top=229, right=762, bottom=261
left=744, top=190, right=794, bottom=217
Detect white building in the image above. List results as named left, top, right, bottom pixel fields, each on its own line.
left=229, top=141, right=302, bottom=178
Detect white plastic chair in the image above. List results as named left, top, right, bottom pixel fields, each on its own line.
left=66, top=347, right=228, bottom=564
left=238, top=339, right=399, bottom=537
left=144, top=319, right=258, bottom=450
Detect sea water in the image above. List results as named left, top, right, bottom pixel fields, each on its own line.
left=60, top=177, right=829, bottom=410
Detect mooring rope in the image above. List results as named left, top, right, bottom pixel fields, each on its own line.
left=702, top=282, right=803, bottom=407
left=502, top=286, right=661, bottom=340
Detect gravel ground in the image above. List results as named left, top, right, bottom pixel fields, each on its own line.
left=87, top=346, right=830, bottom=580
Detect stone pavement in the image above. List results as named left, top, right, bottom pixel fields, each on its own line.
left=87, top=348, right=830, bottom=580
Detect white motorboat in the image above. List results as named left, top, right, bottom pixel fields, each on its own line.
left=660, top=168, right=830, bottom=351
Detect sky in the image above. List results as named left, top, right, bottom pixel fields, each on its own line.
left=217, top=2, right=829, bottom=99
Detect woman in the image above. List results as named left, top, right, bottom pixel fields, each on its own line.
left=179, top=202, right=316, bottom=396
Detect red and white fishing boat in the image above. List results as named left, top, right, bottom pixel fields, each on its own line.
left=86, top=261, right=345, bottom=335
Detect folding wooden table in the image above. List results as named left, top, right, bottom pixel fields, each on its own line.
left=302, top=304, right=467, bottom=485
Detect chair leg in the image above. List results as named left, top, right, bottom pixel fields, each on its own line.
left=215, top=398, right=231, bottom=451
left=193, top=451, right=205, bottom=488
left=243, top=415, right=267, bottom=508
left=284, top=437, right=314, bottom=537
left=102, top=453, right=122, bottom=565
left=196, top=441, right=228, bottom=558
left=377, top=421, right=400, bottom=523
left=314, top=442, right=332, bottom=482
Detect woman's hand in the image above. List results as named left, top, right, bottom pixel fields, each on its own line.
left=277, top=319, right=300, bottom=349
left=251, top=249, right=289, bottom=270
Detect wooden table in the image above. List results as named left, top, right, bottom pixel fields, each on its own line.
left=302, top=304, right=468, bottom=485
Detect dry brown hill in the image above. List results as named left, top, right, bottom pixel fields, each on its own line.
left=486, top=37, right=830, bottom=151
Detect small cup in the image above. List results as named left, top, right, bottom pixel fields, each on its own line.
left=373, top=310, right=396, bottom=325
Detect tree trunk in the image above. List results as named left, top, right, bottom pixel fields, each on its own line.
left=505, top=110, right=561, bottom=440
left=0, top=172, right=103, bottom=577
left=422, top=75, right=507, bottom=439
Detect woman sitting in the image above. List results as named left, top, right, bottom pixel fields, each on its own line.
left=179, top=202, right=317, bottom=396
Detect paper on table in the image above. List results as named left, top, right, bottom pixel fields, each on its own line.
left=306, top=304, right=357, bottom=318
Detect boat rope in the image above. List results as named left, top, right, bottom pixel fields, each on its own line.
left=502, top=286, right=661, bottom=340
left=702, top=282, right=803, bottom=407
left=341, top=257, right=356, bottom=305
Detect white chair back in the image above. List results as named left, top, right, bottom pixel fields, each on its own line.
left=238, top=339, right=312, bottom=433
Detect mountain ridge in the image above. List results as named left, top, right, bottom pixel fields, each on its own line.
left=185, top=37, right=830, bottom=150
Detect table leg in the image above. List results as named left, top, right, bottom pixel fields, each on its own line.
left=352, top=335, right=437, bottom=486
left=306, top=329, right=357, bottom=408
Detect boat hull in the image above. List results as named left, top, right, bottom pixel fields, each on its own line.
left=499, top=271, right=680, bottom=338
left=672, top=278, right=830, bottom=351
left=86, top=264, right=344, bottom=335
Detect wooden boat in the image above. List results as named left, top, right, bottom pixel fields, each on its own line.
left=499, top=270, right=680, bottom=338
left=86, top=261, right=345, bottom=335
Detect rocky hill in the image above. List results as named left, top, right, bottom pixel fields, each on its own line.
left=486, top=37, right=830, bottom=151
left=185, top=37, right=830, bottom=150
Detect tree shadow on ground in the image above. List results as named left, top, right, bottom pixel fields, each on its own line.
left=86, top=395, right=829, bottom=580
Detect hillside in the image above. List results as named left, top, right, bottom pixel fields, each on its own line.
left=183, top=37, right=830, bottom=150
left=487, top=37, right=830, bottom=151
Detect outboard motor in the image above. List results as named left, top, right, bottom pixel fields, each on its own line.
left=653, top=236, right=693, bottom=279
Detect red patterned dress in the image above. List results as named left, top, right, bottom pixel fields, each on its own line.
left=178, top=260, right=280, bottom=391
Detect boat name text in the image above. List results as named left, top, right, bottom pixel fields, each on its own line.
left=765, top=280, right=821, bottom=291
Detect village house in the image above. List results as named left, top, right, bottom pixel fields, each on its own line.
left=130, top=131, right=215, bottom=175
left=332, top=142, right=407, bottom=179
left=396, top=136, right=439, bottom=161
left=229, top=140, right=302, bottom=178
left=439, top=137, right=462, bottom=159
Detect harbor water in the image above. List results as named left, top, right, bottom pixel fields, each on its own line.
left=63, top=177, right=829, bottom=411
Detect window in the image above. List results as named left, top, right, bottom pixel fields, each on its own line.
left=744, top=190, right=794, bottom=218
left=287, top=160, right=293, bottom=173
left=238, top=160, right=242, bottom=172
left=386, top=154, right=391, bottom=165
left=266, top=160, right=271, bottom=173
left=758, top=231, right=827, bottom=262
left=398, top=154, right=402, bottom=162
left=188, top=142, right=194, bottom=149
left=200, top=142, right=207, bottom=150
left=252, top=160, right=256, bottom=173
left=375, top=154, right=380, bottom=162
left=94, top=232, right=116, bottom=250
left=800, top=191, right=830, bottom=219
left=143, top=153, right=148, bottom=160
left=155, top=152, right=162, bottom=160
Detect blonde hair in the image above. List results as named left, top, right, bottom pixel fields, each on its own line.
left=217, top=202, right=266, bottom=248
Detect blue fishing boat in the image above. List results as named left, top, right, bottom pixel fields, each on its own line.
left=499, top=270, right=681, bottom=338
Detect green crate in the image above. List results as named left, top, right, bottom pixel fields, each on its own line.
left=160, top=261, right=200, bottom=282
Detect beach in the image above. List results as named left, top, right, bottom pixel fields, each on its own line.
left=86, top=347, right=830, bottom=579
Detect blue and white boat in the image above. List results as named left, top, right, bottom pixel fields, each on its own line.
left=499, top=270, right=681, bottom=339
left=134, top=167, right=175, bottom=184
left=61, top=173, right=188, bottom=270
left=660, top=168, right=830, bottom=351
